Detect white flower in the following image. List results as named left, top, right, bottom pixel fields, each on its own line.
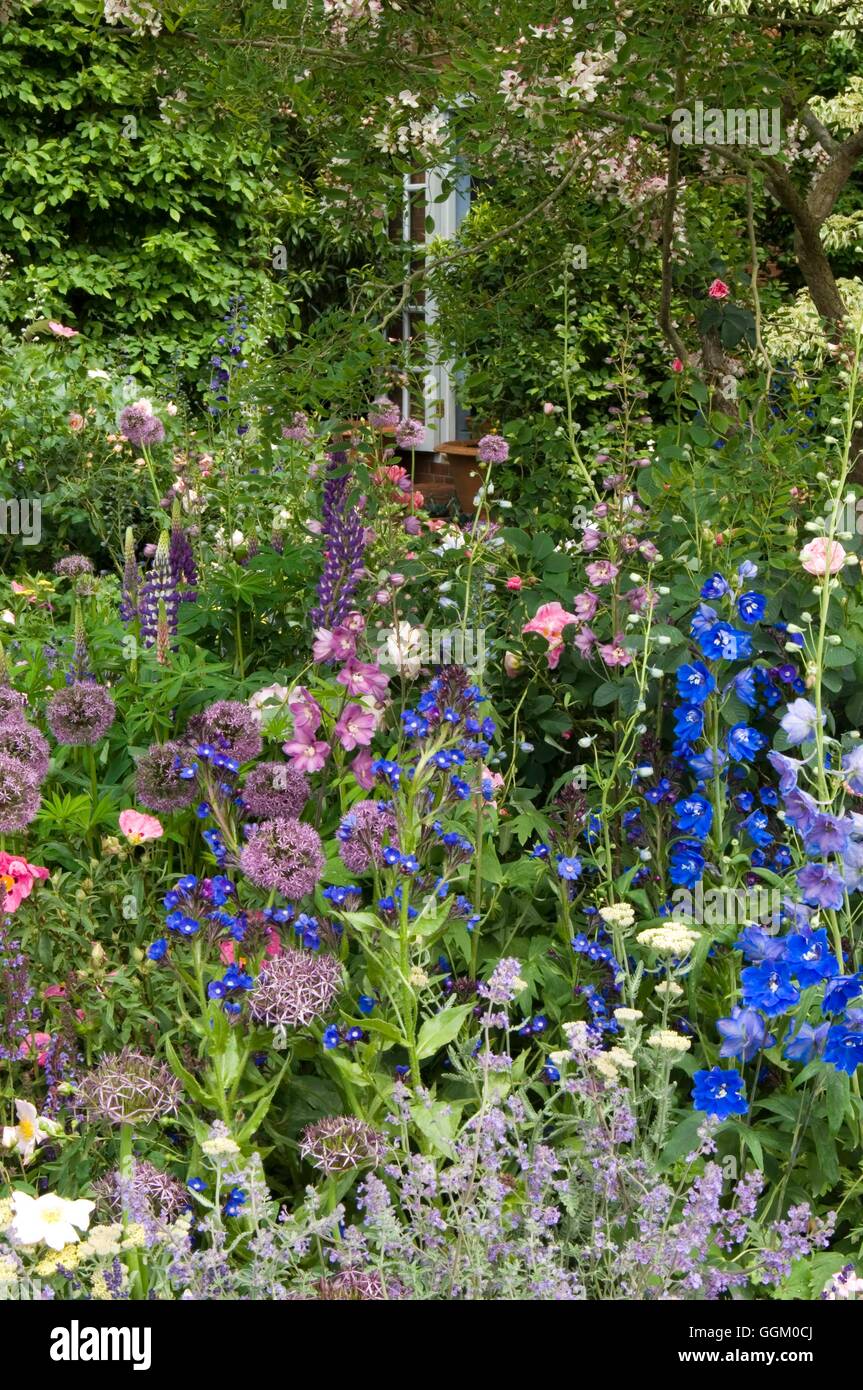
left=613, top=1007, right=643, bottom=1024
left=607, top=1046, right=636, bottom=1070
left=598, top=903, right=636, bottom=930
left=11, top=1191, right=94, bottom=1251
left=654, top=980, right=684, bottom=999
left=647, top=1029, right=692, bottom=1054
left=2, top=1100, right=56, bottom=1164
left=0, top=610, right=15, bottom=626
left=86, top=369, right=111, bottom=381
left=636, top=923, right=700, bottom=955
left=385, top=621, right=425, bottom=678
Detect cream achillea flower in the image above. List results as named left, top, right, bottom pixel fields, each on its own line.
left=636, top=922, right=700, bottom=955
left=655, top=980, right=684, bottom=998
left=613, top=1007, right=643, bottom=1024
left=593, top=1054, right=620, bottom=1081
left=647, top=1029, right=692, bottom=1054
left=606, top=1046, right=636, bottom=1071
left=598, top=903, right=636, bottom=930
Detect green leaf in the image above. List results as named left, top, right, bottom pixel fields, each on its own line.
left=416, top=1002, right=475, bottom=1060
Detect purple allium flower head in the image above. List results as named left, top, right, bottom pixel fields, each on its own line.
left=53, top=555, right=94, bottom=579
left=337, top=799, right=398, bottom=874
left=94, top=1160, right=188, bottom=1222
left=0, top=754, right=42, bottom=832
left=316, top=1271, right=401, bottom=1301
left=242, top=762, right=310, bottom=819
left=118, top=399, right=165, bottom=448
left=0, top=687, right=27, bottom=726
left=248, top=947, right=342, bottom=1028
left=310, top=457, right=368, bottom=631
left=395, top=417, right=425, bottom=449
left=240, top=817, right=325, bottom=900
left=368, top=396, right=401, bottom=430
left=46, top=681, right=115, bottom=746
left=0, top=721, right=50, bottom=782
left=187, top=700, right=263, bottom=764
left=76, top=1046, right=182, bottom=1125
left=135, top=740, right=198, bottom=813
left=476, top=433, right=509, bottom=464
left=139, top=531, right=178, bottom=649
left=299, top=1115, right=388, bottom=1175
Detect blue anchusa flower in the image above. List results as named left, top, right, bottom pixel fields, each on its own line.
left=692, top=1067, right=748, bottom=1118
left=557, top=854, right=582, bottom=881
left=147, top=938, right=168, bottom=962
left=322, top=1025, right=341, bottom=1050
left=543, top=1063, right=561, bottom=1083
left=716, top=1006, right=774, bottom=1061
left=358, top=994, right=376, bottom=1015
left=188, top=1177, right=207, bottom=1194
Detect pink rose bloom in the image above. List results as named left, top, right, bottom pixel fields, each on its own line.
left=68, top=412, right=85, bottom=432
left=288, top=687, right=322, bottom=734
left=522, top=601, right=579, bottom=670
left=585, top=560, right=620, bottom=586
left=573, top=627, right=596, bottom=658
left=283, top=733, right=330, bottom=773
left=312, top=626, right=356, bottom=664
left=573, top=590, right=599, bottom=622
left=707, top=279, right=730, bottom=300
left=503, top=651, right=524, bottom=678
left=800, top=536, right=846, bottom=576
left=0, top=852, right=49, bottom=913
left=18, top=1032, right=52, bottom=1066
left=334, top=703, right=377, bottom=751
left=336, top=659, right=390, bottom=701
left=542, top=402, right=557, bottom=415
left=350, top=748, right=376, bottom=790
left=119, top=809, right=164, bottom=846
left=582, top=528, right=603, bottom=553
left=600, top=635, right=633, bottom=668
left=672, top=357, right=684, bottom=373
left=506, top=576, right=523, bottom=591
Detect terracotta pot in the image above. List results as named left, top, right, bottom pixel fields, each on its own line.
left=438, top=441, right=487, bottom=515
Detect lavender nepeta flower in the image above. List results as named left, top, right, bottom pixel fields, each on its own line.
left=299, top=1116, right=388, bottom=1175
left=0, top=722, right=50, bottom=781
left=0, top=687, right=27, bottom=726
left=478, top=956, right=527, bottom=1004
left=0, top=752, right=42, bottom=831
left=248, top=948, right=342, bottom=1028
left=139, top=531, right=178, bottom=649
left=310, top=456, right=368, bottom=630
left=53, top=555, right=94, bottom=579
left=395, top=417, right=425, bottom=449
left=186, top=700, right=263, bottom=764
left=240, top=817, right=325, bottom=900
left=242, top=762, right=310, bottom=819
left=94, top=1160, right=188, bottom=1221
left=76, top=1046, right=181, bottom=1126
left=336, top=800, right=398, bottom=874
left=135, top=740, right=198, bottom=813
left=476, top=433, right=510, bottom=464
left=46, top=681, right=115, bottom=746
left=118, top=399, right=165, bottom=448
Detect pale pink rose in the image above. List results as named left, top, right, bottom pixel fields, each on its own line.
left=0, top=852, right=49, bottom=913
left=48, top=321, right=79, bottom=338
left=68, top=412, right=85, bottom=432
left=542, top=402, right=557, bottom=415
left=800, top=536, right=846, bottom=576
left=707, top=279, right=730, bottom=300
left=119, top=809, right=164, bottom=845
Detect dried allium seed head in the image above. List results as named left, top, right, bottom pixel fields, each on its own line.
left=135, top=740, right=197, bottom=813
left=76, top=1046, right=181, bottom=1126
left=299, top=1115, right=388, bottom=1175
left=248, top=948, right=342, bottom=1028
left=93, top=1160, right=188, bottom=1221
left=316, top=1271, right=402, bottom=1300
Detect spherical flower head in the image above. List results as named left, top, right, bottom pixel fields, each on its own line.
left=0, top=751, right=41, bottom=832
left=337, top=799, right=398, bottom=874
left=249, top=947, right=342, bottom=1028
left=299, top=1115, right=388, bottom=1175
left=135, top=740, right=198, bottom=813
left=240, top=817, right=325, bottom=900
left=118, top=399, right=165, bottom=448
left=0, top=721, right=50, bottom=781
left=476, top=433, right=509, bottom=464
left=395, top=417, right=425, bottom=448
left=53, top=555, right=95, bottom=579
left=93, top=1160, right=188, bottom=1221
left=243, top=762, right=310, bottom=819
left=800, top=536, right=846, bottom=576
left=316, top=1270, right=401, bottom=1301
left=369, top=396, right=401, bottom=430
left=76, top=1046, right=182, bottom=1126
left=0, top=687, right=27, bottom=726
left=186, top=700, right=263, bottom=764
left=46, top=681, right=115, bottom=746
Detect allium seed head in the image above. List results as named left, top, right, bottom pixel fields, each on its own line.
left=186, top=700, right=263, bottom=764
left=135, top=740, right=198, bottom=813
left=76, top=1047, right=181, bottom=1126
left=239, top=817, right=325, bottom=900
left=299, top=1115, right=388, bottom=1175
left=242, top=762, right=310, bottom=820
left=248, top=948, right=342, bottom=1028
left=46, top=682, right=115, bottom=746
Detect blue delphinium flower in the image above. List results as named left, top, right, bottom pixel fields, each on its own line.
left=780, top=698, right=824, bottom=747
left=822, top=974, right=863, bottom=1016
left=734, top=667, right=758, bottom=708
left=737, top=591, right=767, bottom=623
left=676, top=661, right=715, bottom=703
left=734, top=925, right=788, bottom=962
left=699, top=622, right=753, bottom=663
left=740, top=960, right=800, bottom=1016
left=668, top=840, right=706, bottom=888
left=716, top=1006, right=774, bottom=1061
left=824, top=1024, right=863, bottom=1074
left=674, top=795, right=713, bottom=838
left=673, top=704, right=705, bottom=746
left=803, top=813, right=852, bottom=857
left=767, top=749, right=802, bottom=794
left=692, top=1067, right=748, bottom=1117
left=741, top=809, right=773, bottom=849
left=842, top=744, right=863, bottom=795
left=797, top=862, right=845, bottom=911
left=701, top=573, right=729, bottom=600
left=783, top=1021, right=830, bottom=1064
left=726, top=723, right=768, bottom=763
left=783, top=930, right=838, bottom=987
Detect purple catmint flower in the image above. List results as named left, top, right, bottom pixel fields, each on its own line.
left=76, top=1046, right=182, bottom=1126
left=299, top=1116, right=389, bottom=1175
left=169, top=501, right=198, bottom=602
left=336, top=800, right=398, bottom=874
left=186, top=700, right=263, bottom=764
left=94, top=1160, right=188, bottom=1222
left=120, top=527, right=140, bottom=624
left=248, top=948, right=342, bottom=1028
left=53, top=555, right=94, bottom=579
left=0, top=721, right=50, bottom=782
left=240, top=817, right=325, bottom=900
left=118, top=399, right=165, bottom=448
left=139, top=532, right=179, bottom=649
left=478, top=957, right=527, bottom=1004
left=0, top=752, right=42, bottom=831
left=46, top=681, right=115, bottom=746
left=242, top=762, right=310, bottom=819
left=310, top=455, right=368, bottom=630
left=0, top=922, right=38, bottom=1061
left=135, top=740, right=198, bottom=813
left=476, top=433, right=509, bottom=464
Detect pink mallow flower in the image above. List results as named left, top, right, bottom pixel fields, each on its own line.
left=119, top=809, right=164, bottom=846
left=599, top=634, right=633, bottom=668
left=522, top=602, right=579, bottom=670
left=585, top=560, right=619, bottom=586
left=800, top=536, right=846, bottom=576
left=283, top=731, right=330, bottom=773
left=0, top=852, right=49, bottom=913
left=334, top=703, right=377, bottom=751
left=336, top=659, right=390, bottom=701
